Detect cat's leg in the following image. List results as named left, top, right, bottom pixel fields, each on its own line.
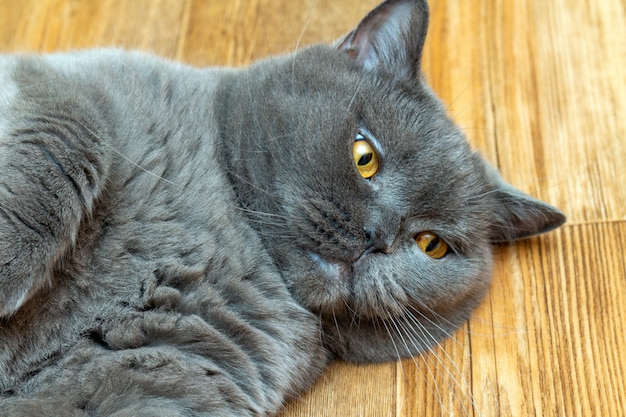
left=4, top=301, right=327, bottom=416
left=0, top=58, right=112, bottom=316
left=0, top=397, right=88, bottom=417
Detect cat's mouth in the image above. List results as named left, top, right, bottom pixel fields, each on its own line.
left=306, top=252, right=353, bottom=281
left=304, top=250, right=407, bottom=321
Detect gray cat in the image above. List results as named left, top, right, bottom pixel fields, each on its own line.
left=0, top=0, right=565, bottom=415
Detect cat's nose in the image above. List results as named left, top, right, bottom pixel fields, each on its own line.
left=363, top=226, right=388, bottom=255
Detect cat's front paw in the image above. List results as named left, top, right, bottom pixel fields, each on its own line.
left=0, top=230, right=51, bottom=317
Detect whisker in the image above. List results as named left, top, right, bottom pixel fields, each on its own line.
left=101, top=140, right=194, bottom=192
left=293, top=0, right=318, bottom=56
left=237, top=207, right=289, bottom=220
left=379, top=314, right=404, bottom=364
left=222, top=169, right=281, bottom=201
left=404, top=306, right=481, bottom=371
left=383, top=311, right=449, bottom=415
left=400, top=309, right=483, bottom=417
left=342, top=299, right=361, bottom=333
left=331, top=307, right=343, bottom=347
left=344, top=77, right=366, bottom=119
left=291, top=0, right=319, bottom=88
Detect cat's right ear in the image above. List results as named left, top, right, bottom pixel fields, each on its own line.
left=336, top=0, right=429, bottom=85
left=481, top=161, right=566, bottom=243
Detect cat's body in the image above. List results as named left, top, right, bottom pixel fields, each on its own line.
left=0, top=1, right=564, bottom=415
left=0, top=51, right=327, bottom=415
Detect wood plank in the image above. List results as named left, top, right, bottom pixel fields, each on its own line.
left=425, top=0, right=626, bottom=224
left=180, top=0, right=378, bottom=66
left=281, top=361, right=398, bottom=416
left=0, top=0, right=187, bottom=55
left=470, top=223, right=626, bottom=417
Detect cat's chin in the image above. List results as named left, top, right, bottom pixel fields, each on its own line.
left=321, top=306, right=473, bottom=363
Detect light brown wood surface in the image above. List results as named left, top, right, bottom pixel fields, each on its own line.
left=1, top=0, right=624, bottom=416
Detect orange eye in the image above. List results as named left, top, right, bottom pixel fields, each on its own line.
left=352, top=135, right=379, bottom=179
left=416, top=232, right=449, bottom=259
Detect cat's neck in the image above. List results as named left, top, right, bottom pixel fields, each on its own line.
left=213, top=65, right=279, bottom=217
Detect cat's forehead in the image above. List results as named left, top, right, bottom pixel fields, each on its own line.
left=289, top=45, right=471, bottom=156
left=261, top=44, right=490, bottom=202
left=353, top=79, right=479, bottom=178
left=327, top=59, right=493, bottom=232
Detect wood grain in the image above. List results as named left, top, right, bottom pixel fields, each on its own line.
left=1, top=0, right=624, bottom=416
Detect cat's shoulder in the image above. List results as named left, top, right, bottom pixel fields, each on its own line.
left=0, top=48, right=176, bottom=68
left=2, top=48, right=192, bottom=88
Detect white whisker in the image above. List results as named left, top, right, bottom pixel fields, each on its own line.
left=400, top=309, right=483, bottom=417
left=382, top=311, right=449, bottom=414
left=291, top=0, right=319, bottom=88
left=379, top=315, right=404, bottom=364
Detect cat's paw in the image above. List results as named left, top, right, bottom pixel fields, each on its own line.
left=0, top=228, right=51, bottom=317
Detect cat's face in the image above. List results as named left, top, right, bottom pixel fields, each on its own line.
left=220, top=0, right=565, bottom=362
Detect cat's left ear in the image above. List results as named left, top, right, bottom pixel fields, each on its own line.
left=482, top=161, right=566, bottom=243
left=336, top=0, right=429, bottom=84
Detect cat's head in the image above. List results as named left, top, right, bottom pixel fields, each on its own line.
left=218, top=0, right=565, bottom=362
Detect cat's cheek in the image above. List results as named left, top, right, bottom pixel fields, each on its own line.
left=352, top=248, right=493, bottom=319
left=413, top=254, right=494, bottom=316
left=427, top=250, right=489, bottom=287
left=281, top=252, right=353, bottom=314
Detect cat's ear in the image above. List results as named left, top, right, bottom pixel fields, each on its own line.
left=482, top=160, right=566, bottom=243
left=336, top=0, right=429, bottom=84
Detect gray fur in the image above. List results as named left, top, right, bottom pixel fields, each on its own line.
left=0, top=0, right=564, bottom=415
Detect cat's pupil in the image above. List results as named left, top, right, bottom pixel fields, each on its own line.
left=358, top=152, right=373, bottom=166
left=426, top=236, right=440, bottom=252
left=415, top=231, right=449, bottom=259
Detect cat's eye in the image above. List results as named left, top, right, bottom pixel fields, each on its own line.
left=416, top=232, right=449, bottom=259
left=353, top=133, right=379, bottom=179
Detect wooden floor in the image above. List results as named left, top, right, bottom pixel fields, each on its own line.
left=1, top=0, right=624, bottom=416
